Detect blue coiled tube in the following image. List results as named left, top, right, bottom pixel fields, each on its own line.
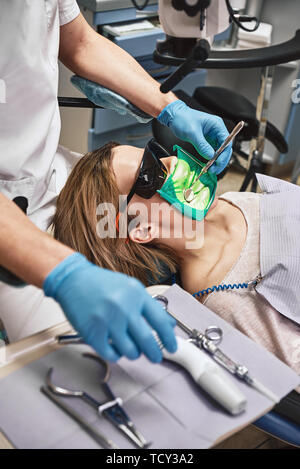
left=171, top=273, right=259, bottom=298
left=193, top=282, right=249, bottom=298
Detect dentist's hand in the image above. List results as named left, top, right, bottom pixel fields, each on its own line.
left=158, top=100, right=232, bottom=175
left=43, top=253, right=177, bottom=362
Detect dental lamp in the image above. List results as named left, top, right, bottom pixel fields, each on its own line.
left=155, top=0, right=260, bottom=92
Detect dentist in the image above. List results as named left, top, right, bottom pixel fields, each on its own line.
left=0, top=0, right=231, bottom=362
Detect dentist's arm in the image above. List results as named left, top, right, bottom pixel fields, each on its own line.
left=0, top=193, right=73, bottom=287
left=59, top=13, right=176, bottom=119
left=59, top=13, right=232, bottom=174
left=0, top=193, right=176, bottom=361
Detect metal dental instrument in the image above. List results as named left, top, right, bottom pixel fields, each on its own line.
left=46, top=353, right=149, bottom=449
left=184, top=120, right=245, bottom=203
left=57, top=333, right=246, bottom=415
left=151, top=329, right=247, bottom=415
left=41, top=385, right=119, bottom=449
left=153, top=295, right=280, bottom=404
left=199, top=120, right=245, bottom=177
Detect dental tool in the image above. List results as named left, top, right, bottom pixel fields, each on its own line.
left=154, top=295, right=280, bottom=404
left=41, top=386, right=119, bottom=449
left=199, top=120, right=245, bottom=177
left=183, top=120, right=245, bottom=203
left=56, top=336, right=246, bottom=415
left=46, top=352, right=149, bottom=449
left=152, top=331, right=247, bottom=415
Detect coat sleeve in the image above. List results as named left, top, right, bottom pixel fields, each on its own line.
left=58, top=0, right=80, bottom=26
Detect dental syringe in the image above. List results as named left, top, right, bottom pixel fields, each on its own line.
left=153, top=295, right=280, bottom=404
left=152, top=332, right=247, bottom=415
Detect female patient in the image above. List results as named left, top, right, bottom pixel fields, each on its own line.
left=52, top=141, right=300, bottom=375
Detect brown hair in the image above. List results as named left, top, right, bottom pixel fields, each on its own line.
left=52, top=142, right=178, bottom=285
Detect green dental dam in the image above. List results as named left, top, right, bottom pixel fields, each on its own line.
left=157, top=145, right=218, bottom=221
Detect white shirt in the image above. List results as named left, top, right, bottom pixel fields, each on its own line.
left=0, top=0, right=80, bottom=229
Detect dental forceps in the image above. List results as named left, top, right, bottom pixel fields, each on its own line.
left=154, top=295, right=280, bottom=404
left=46, top=352, right=149, bottom=448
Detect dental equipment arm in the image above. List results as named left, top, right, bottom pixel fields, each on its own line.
left=60, top=13, right=231, bottom=167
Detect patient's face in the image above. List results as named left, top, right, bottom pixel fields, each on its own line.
left=111, top=145, right=218, bottom=244
left=111, top=145, right=182, bottom=236
left=111, top=144, right=176, bottom=197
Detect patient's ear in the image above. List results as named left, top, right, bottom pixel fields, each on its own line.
left=129, top=223, right=157, bottom=245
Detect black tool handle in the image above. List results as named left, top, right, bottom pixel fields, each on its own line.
left=0, top=197, right=28, bottom=287
left=160, top=39, right=210, bottom=93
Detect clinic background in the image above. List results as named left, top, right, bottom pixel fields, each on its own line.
left=58, top=0, right=300, bottom=190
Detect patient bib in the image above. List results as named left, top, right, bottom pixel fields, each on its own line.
left=256, top=173, right=300, bottom=325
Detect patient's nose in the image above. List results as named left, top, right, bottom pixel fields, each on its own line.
left=160, top=156, right=178, bottom=176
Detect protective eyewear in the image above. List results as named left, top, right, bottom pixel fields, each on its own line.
left=119, top=138, right=170, bottom=213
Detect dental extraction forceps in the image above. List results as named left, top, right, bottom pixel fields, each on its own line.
left=46, top=352, right=149, bottom=448
left=154, top=295, right=280, bottom=404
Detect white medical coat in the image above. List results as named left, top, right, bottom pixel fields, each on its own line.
left=0, top=1, right=81, bottom=343
left=0, top=0, right=230, bottom=342
left=0, top=0, right=80, bottom=230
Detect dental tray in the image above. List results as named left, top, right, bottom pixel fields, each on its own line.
left=0, top=285, right=298, bottom=449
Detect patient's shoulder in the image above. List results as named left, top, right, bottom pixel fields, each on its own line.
left=219, top=190, right=260, bottom=204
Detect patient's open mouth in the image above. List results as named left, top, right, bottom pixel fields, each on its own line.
left=170, top=158, right=212, bottom=210
left=158, top=145, right=217, bottom=221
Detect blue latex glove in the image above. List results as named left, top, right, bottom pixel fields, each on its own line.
left=44, top=253, right=177, bottom=363
left=158, top=100, right=232, bottom=175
